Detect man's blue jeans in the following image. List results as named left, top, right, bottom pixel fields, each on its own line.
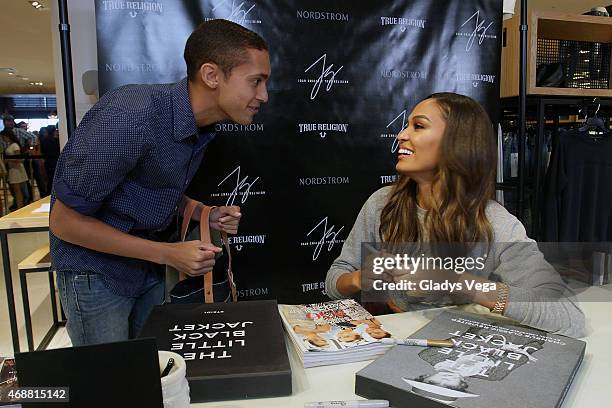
left=57, top=270, right=165, bottom=346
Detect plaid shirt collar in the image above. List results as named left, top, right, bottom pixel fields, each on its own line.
left=171, top=77, right=200, bottom=141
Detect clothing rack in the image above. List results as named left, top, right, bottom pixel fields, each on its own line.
left=497, top=96, right=612, bottom=239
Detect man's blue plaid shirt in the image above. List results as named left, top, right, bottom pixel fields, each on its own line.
left=50, top=78, right=215, bottom=296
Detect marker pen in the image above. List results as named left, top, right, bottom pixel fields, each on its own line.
left=161, top=358, right=175, bottom=377
left=381, top=338, right=454, bottom=347
left=304, top=400, right=389, bottom=408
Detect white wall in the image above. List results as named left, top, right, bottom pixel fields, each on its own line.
left=51, top=0, right=98, bottom=149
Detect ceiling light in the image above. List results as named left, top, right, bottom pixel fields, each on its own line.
left=28, top=1, right=46, bottom=10
left=22, top=77, right=29, bottom=81
left=8, top=72, right=14, bottom=75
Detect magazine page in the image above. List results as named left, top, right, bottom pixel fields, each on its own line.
left=279, top=300, right=393, bottom=353
left=0, top=357, right=19, bottom=407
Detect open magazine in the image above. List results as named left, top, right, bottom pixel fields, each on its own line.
left=0, top=357, right=19, bottom=407
left=279, top=299, right=396, bottom=368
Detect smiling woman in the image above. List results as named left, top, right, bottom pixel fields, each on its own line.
left=386, top=93, right=496, bottom=244
left=325, top=93, right=586, bottom=339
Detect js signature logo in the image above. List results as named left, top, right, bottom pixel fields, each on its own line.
left=386, top=110, right=408, bottom=153
left=212, top=0, right=256, bottom=24
left=459, top=10, right=494, bottom=52
left=217, top=166, right=261, bottom=206
left=306, top=216, right=345, bottom=261
left=303, top=54, right=345, bottom=100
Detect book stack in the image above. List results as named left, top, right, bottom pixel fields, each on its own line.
left=279, top=299, right=396, bottom=368
left=356, top=310, right=585, bottom=408
left=140, top=300, right=292, bottom=403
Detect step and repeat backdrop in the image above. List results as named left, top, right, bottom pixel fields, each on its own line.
left=95, top=0, right=502, bottom=303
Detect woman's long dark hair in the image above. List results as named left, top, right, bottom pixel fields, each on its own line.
left=379, top=93, right=496, bottom=244
left=0, top=129, right=22, bottom=152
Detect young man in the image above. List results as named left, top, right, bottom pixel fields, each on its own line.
left=50, top=19, right=271, bottom=346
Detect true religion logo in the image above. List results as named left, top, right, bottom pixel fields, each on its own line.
left=101, top=1, right=163, bottom=18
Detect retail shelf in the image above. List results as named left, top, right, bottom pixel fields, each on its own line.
left=501, top=10, right=612, bottom=98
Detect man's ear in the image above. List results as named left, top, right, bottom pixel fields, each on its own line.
left=199, top=63, right=220, bottom=89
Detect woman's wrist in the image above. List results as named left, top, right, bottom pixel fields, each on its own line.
left=455, top=273, right=500, bottom=309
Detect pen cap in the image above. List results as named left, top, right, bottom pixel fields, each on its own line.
left=427, top=339, right=454, bottom=348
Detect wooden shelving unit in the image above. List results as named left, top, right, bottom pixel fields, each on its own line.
left=501, top=10, right=612, bottom=98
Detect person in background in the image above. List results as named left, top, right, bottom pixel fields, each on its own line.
left=28, top=127, right=49, bottom=197
left=1, top=129, right=29, bottom=209
left=325, top=93, right=585, bottom=339
left=2, top=115, right=36, bottom=203
left=39, top=125, right=59, bottom=192
left=4, top=117, right=37, bottom=148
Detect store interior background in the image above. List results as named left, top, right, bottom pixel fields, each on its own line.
left=0, top=0, right=609, bottom=356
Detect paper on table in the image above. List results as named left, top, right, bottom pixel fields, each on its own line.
left=32, top=203, right=51, bottom=213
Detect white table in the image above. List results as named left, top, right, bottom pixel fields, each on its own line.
left=0, top=196, right=52, bottom=353
left=194, top=286, right=612, bottom=408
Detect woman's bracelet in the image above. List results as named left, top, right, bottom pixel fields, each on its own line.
left=491, top=282, right=509, bottom=314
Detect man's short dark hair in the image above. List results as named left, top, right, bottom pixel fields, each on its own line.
left=184, top=19, right=268, bottom=81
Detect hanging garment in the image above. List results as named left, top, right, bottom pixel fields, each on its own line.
left=543, top=129, right=612, bottom=241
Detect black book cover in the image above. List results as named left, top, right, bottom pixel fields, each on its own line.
left=356, top=311, right=585, bottom=408
left=140, top=300, right=292, bottom=402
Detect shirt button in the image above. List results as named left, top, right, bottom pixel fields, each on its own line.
left=174, top=206, right=178, bottom=211
left=185, top=180, right=189, bottom=186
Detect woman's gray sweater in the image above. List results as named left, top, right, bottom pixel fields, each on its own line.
left=325, top=186, right=585, bottom=338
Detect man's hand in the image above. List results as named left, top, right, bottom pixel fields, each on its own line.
left=209, top=206, right=241, bottom=234
left=162, top=241, right=222, bottom=277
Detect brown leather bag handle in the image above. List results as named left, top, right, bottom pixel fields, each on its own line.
left=221, top=230, right=237, bottom=302
left=178, top=199, right=237, bottom=303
